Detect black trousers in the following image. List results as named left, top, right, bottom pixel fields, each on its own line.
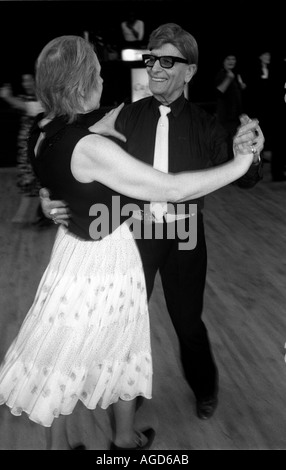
left=134, top=213, right=218, bottom=400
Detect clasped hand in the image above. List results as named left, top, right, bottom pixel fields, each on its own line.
left=233, top=114, right=264, bottom=163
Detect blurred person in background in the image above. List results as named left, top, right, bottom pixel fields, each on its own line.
left=215, top=53, right=247, bottom=158
left=0, top=74, right=50, bottom=226
left=121, top=11, right=145, bottom=48
left=244, top=50, right=274, bottom=163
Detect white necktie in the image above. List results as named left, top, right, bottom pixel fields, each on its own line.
left=150, top=105, right=171, bottom=221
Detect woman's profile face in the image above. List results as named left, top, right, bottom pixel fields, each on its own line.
left=83, top=53, right=104, bottom=112
left=94, top=54, right=104, bottom=103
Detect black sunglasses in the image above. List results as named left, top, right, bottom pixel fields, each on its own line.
left=142, top=54, right=189, bottom=69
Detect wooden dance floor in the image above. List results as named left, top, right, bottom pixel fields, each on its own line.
left=0, top=164, right=286, bottom=450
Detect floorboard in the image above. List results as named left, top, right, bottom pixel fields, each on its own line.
left=0, top=163, right=286, bottom=450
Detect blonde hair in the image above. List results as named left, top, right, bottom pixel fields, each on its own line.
left=35, top=35, right=99, bottom=122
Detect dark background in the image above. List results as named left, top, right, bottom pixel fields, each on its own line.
left=0, top=0, right=285, bottom=165
left=0, top=0, right=285, bottom=101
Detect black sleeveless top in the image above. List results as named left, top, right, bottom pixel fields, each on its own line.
left=29, top=112, right=132, bottom=241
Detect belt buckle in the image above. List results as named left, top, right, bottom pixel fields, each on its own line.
left=131, top=209, right=154, bottom=224
left=142, top=209, right=155, bottom=224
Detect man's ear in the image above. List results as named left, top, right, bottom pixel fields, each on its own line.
left=185, top=64, right=197, bottom=84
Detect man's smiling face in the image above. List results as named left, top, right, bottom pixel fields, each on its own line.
left=146, top=43, right=196, bottom=105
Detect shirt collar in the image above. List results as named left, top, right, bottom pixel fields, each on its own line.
left=151, top=93, right=186, bottom=117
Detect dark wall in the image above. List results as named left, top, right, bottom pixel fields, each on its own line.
left=1, top=0, right=285, bottom=100
left=0, top=1, right=285, bottom=165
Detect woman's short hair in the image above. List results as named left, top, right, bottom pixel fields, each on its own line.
left=35, top=35, right=99, bottom=122
left=148, top=23, right=199, bottom=66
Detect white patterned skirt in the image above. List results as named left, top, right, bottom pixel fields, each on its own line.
left=0, top=223, right=152, bottom=427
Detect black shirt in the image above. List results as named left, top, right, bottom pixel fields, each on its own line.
left=116, top=94, right=262, bottom=212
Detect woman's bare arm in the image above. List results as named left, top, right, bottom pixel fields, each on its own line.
left=71, top=126, right=256, bottom=203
